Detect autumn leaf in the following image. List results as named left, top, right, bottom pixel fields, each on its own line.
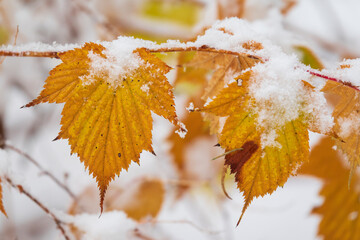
left=300, top=137, right=360, bottom=240
left=201, top=70, right=314, bottom=224
left=0, top=178, right=6, bottom=217
left=322, top=68, right=360, bottom=173
left=25, top=42, right=183, bottom=210
left=69, top=178, right=165, bottom=220
left=295, top=45, right=324, bottom=70
left=187, top=43, right=261, bottom=134
left=168, top=102, right=209, bottom=174
left=69, top=178, right=165, bottom=239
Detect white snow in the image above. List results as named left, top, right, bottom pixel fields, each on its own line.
left=61, top=211, right=137, bottom=240
left=175, top=122, right=187, bottom=138
left=0, top=149, right=10, bottom=177
left=322, top=59, right=360, bottom=87
left=338, top=112, right=360, bottom=139
left=186, top=102, right=195, bottom=112
left=83, top=37, right=156, bottom=89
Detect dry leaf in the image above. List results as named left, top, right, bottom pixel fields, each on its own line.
left=201, top=71, right=312, bottom=224
left=26, top=42, right=182, bottom=210
left=300, top=137, right=360, bottom=240
left=188, top=50, right=260, bottom=134
left=323, top=80, right=360, bottom=173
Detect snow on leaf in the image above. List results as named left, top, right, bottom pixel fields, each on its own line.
left=201, top=70, right=318, bottom=224
left=25, top=42, right=183, bottom=211
left=0, top=178, right=6, bottom=217
left=300, top=137, right=360, bottom=240
left=323, top=76, right=360, bottom=173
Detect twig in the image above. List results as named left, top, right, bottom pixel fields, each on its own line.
left=133, top=228, right=155, bottom=240
left=5, top=177, right=70, bottom=240
left=0, top=51, right=59, bottom=58
left=306, top=69, right=360, bottom=92
left=0, top=45, right=358, bottom=92
left=4, top=143, right=76, bottom=199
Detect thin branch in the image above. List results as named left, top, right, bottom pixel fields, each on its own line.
left=306, top=69, right=360, bottom=92
left=5, top=177, right=70, bottom=240
left=4, top=143, right=76, bottom=199
left=0, top=51, right=59, bottom=59
left=0, top=45, right=358, bottom=92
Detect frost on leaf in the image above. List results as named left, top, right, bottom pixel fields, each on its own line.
left=201, top=68, right=330, bottom=224
left=25, top=42, right=183, bottom=211
left=0, top=178, right=6, bottom=217
left=300, top=137, right=360, bottom=240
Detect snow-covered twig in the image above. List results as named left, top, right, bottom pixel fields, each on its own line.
left=4, top=143, right=76, bottom=199
left=5, top=177, right=70, bottom=240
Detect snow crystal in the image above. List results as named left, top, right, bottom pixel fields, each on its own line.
left=175, top=122, right=188, bottom=138
left=261, top=130, right=281, bottom=149
left=186, top=102, right=195, bottom=112
left=61, top=211, right=137, bottom=240
left=140, top=83, right=150, bottom=93
left=84, top=36, right=157, bottom=89
left=349, top=211, right=358, bottom=221
left=249, top=52, right=308, bottom=127
left=338, top=113, right=360, bottom=139
left=248, top=50, right=333, bottom=147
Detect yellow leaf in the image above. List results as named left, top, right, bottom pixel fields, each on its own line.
left=26, top=42, right=182, bottom=210
left=300, top=137, right=360, bottom=240
left=188, top=51, right=260, bottom=134
left=0, top=178, right=6, bottom=217
left=201, top=71, right=311, bottom=224
left=295, top=45, right=324, bottom=70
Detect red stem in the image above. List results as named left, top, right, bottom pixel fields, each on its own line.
left=306, top=69, right=360, bottom=91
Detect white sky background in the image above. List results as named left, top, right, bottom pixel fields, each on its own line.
left=0, top=0, right=359, bottom=239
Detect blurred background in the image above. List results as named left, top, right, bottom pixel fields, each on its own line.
left=0, top=0, right=359, bottom=239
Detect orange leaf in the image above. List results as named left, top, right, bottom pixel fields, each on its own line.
left=202, top=71, right=312, bottom=224
left=69, top=178, right=165, bottom=221
left=187, top=51, right=260, bottom=134
left=300, top=137, right=360, bottom=240
left=26, top=42, right=183, bottom=211
left=323, top=80, right=360, bottom=173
